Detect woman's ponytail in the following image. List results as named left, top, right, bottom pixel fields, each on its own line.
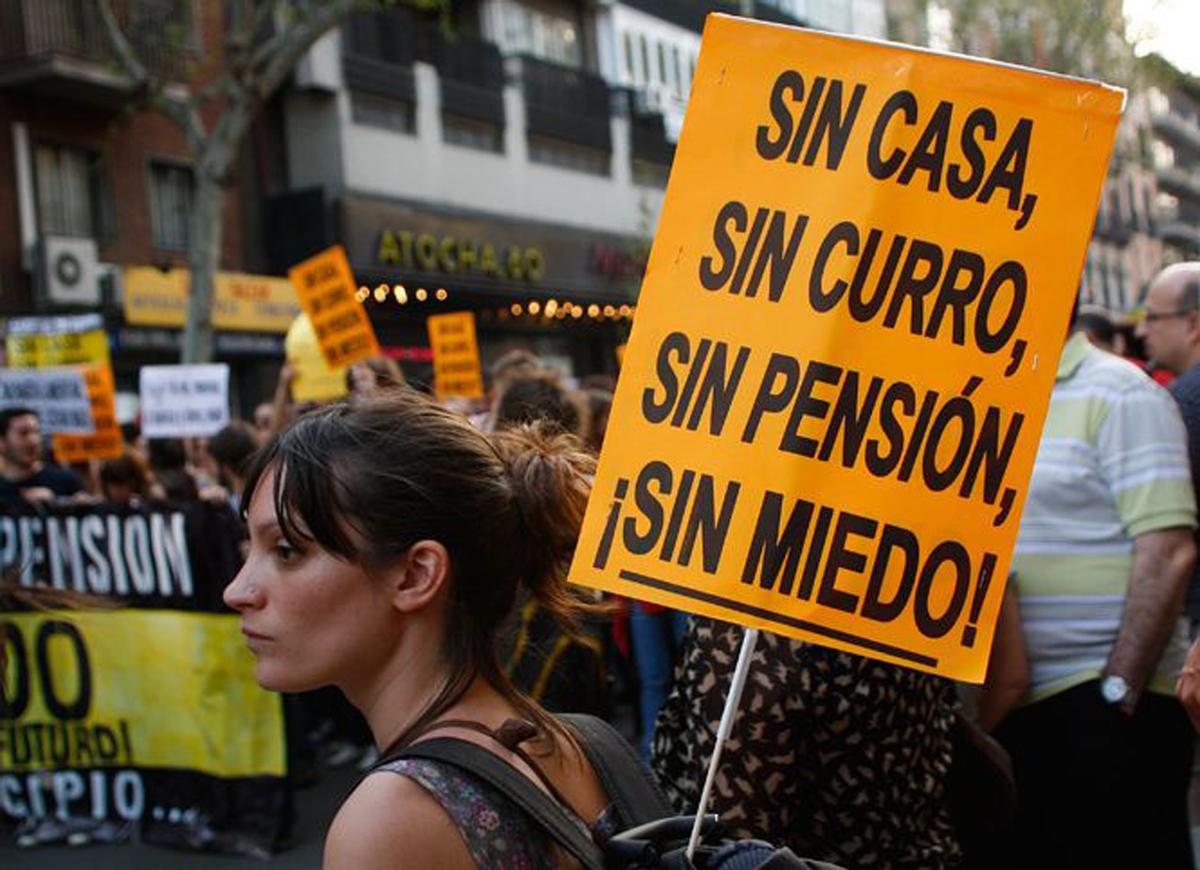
left=489, top=422, right=597, bottom=627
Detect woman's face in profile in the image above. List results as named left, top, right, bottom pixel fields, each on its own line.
left=223, top=468, right=395, bottom=693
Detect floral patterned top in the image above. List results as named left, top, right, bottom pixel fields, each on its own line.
left=377, top=757, right=618, bottom=868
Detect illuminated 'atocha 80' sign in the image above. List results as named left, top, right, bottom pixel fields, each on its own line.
left=376, top=228, right=547, bottom=283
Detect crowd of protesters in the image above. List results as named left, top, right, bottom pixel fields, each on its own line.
left=7, top=263, right=1200, bottom=868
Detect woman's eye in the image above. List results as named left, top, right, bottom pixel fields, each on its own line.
left=274, top=543, right=298, bottom=562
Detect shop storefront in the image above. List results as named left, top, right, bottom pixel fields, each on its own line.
left=339, top=196, right=647, bottom=381
left=118, top=268, right=301, bottom=414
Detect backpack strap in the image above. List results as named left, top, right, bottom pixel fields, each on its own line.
left=560, top=713, right=672, bottom=827
left=393, top=737, right=605, bottom=870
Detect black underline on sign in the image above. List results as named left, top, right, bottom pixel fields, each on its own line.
left=617, top=569, right=940, bottom=669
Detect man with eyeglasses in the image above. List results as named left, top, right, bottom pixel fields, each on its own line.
left=1139, top=263, right=1200, bottom=630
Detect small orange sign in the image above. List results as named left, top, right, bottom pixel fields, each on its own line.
left=53, top=366, right=123, bottom=463
left=288, top=246, right=379, bottom=370
left=427, top=312, right=485, bottom=400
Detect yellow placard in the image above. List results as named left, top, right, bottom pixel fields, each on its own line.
left=6, top=330, right=110, bottom=369
left=568, top=17, right=1123, bottom=682
left=285, top=313, right=349, bottom=403
left=288, top=245, right=380, bottom=370
left=53, top=366, right=123, bottom=463
left=123, top=268, right=301, bottom=334
left=5, top=314, right=111, bottom=369
left=427, top=311, right=485, bottom=400
left=1, top=610, right=284, bottom=778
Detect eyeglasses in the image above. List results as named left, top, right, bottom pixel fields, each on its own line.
left=1143, top=309, right=1196, bottom=323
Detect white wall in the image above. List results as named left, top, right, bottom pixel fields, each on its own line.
left=335, top=59, right=665, bottom=238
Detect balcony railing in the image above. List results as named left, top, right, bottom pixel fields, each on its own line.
left=344, top=6, right=424, bottom=68
left=1160, top=220, right=1200, bottom=253
left=1157, top=166, right=1200, bottom=205
left=1151, top=112, right=1200, bottom=160
left=627, top=92, right=675, bottom=167
left=341, top=7, right=423, bottom=104
left=521, top=55, right=612, bottom=152
left=435, top=34, right=504, bottom=126
left=0, top=0, right=188, bottom=83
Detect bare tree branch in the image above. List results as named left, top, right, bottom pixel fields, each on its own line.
left=98, top=0, right=209, bottom=153
left=96, top=0, right=149, bottom=84
left=254, top=0, right=362, bottom=101
left=155, top=89, right=210, bottom=155
left=195, top=71, right=237, bottom=104
left=226, top=0, right=281, bottom=77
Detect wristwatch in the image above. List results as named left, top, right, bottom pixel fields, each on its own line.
left=1100, top=674, right=1131, bottom=706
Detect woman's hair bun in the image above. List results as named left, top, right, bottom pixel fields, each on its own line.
left=488, top=422, right=597, bottom=623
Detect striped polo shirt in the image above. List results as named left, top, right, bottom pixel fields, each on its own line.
left=1013, top=331, right=1197, bottom=702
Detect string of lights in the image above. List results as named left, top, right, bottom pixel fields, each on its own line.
left=353, top=283, right=636, bottom=322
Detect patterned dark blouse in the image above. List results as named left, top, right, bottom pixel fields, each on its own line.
left=377, top=757, right=618, bottom=868
left=652, top=618, right=962, bottom=869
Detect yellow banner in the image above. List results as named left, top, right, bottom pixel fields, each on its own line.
left=123, top=268, right=301, bottom=334
left=288, top=245, right=380, bottom=370
left=428, top=312, right=484, bottom=400
left=5, top=314, right=110, bottom=369
left=6, top=330, right=110, bottom=369
left=568, top=17, right=1122, bottom=681
left=1, top=610, right=285, bottom=778
left=52, top=366, right=123, bottom=463
left=285, top=314, right=349, bottom=403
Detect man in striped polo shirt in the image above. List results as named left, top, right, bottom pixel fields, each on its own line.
left=997, top=320, right=1197, bottom=866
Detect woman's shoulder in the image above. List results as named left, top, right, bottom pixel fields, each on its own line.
left=324, top=764, right=473, bottom=869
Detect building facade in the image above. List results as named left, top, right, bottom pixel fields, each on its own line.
left=0, top=0, right=286, bottom=409
left=1149, top=73, right=1200, bottom=264
left=1080, top=68, right=1200, bottom=313
left=268, top=0, right=888, bottom=380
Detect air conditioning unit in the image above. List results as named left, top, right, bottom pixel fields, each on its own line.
left=41, top=236, right=100, bottom=307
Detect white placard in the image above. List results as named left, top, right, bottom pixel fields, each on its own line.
left=0, top=368, right=94, bottom=433
left=140, top=364, right=231, bottom=438
left=6, top=313, right=104, bottom=336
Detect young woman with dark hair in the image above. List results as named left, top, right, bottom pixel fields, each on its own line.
left=223, top=389, right=614, bottom=867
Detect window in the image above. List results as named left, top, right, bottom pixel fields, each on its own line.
left=33, top=144, right=113, bottom=239
left=504, top=5, right=581, bottom=66
left=528, top=135, right=609, bottom=177
left=350, top=92, right=416, bottom=133
left=623, top=31, right=635, bottom=82
left=672, top=47, right=683, bottom=97
left=657, top=41, right=667, bottom=85
left=443, top=114, right=503, bottom=153
left=147, top=161, right=194, bottom=250
left=640, top=35, right=650, bottom=85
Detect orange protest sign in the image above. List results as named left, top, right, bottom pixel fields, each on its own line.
left=53, top=366, right=123, bottom=463
left=427, top=312, right=484, bottom=400
left=567, top=16, right=1123, bottom=682
left=287, top=245, right=379, bottom=370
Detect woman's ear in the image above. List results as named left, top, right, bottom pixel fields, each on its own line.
left=388, top=540, right=450, bottom=614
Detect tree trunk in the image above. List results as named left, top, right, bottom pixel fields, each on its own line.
left=181, top=171, right=223, bottom=364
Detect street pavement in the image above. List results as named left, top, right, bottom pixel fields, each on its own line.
left=0, top=766, right=358, bottom=869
